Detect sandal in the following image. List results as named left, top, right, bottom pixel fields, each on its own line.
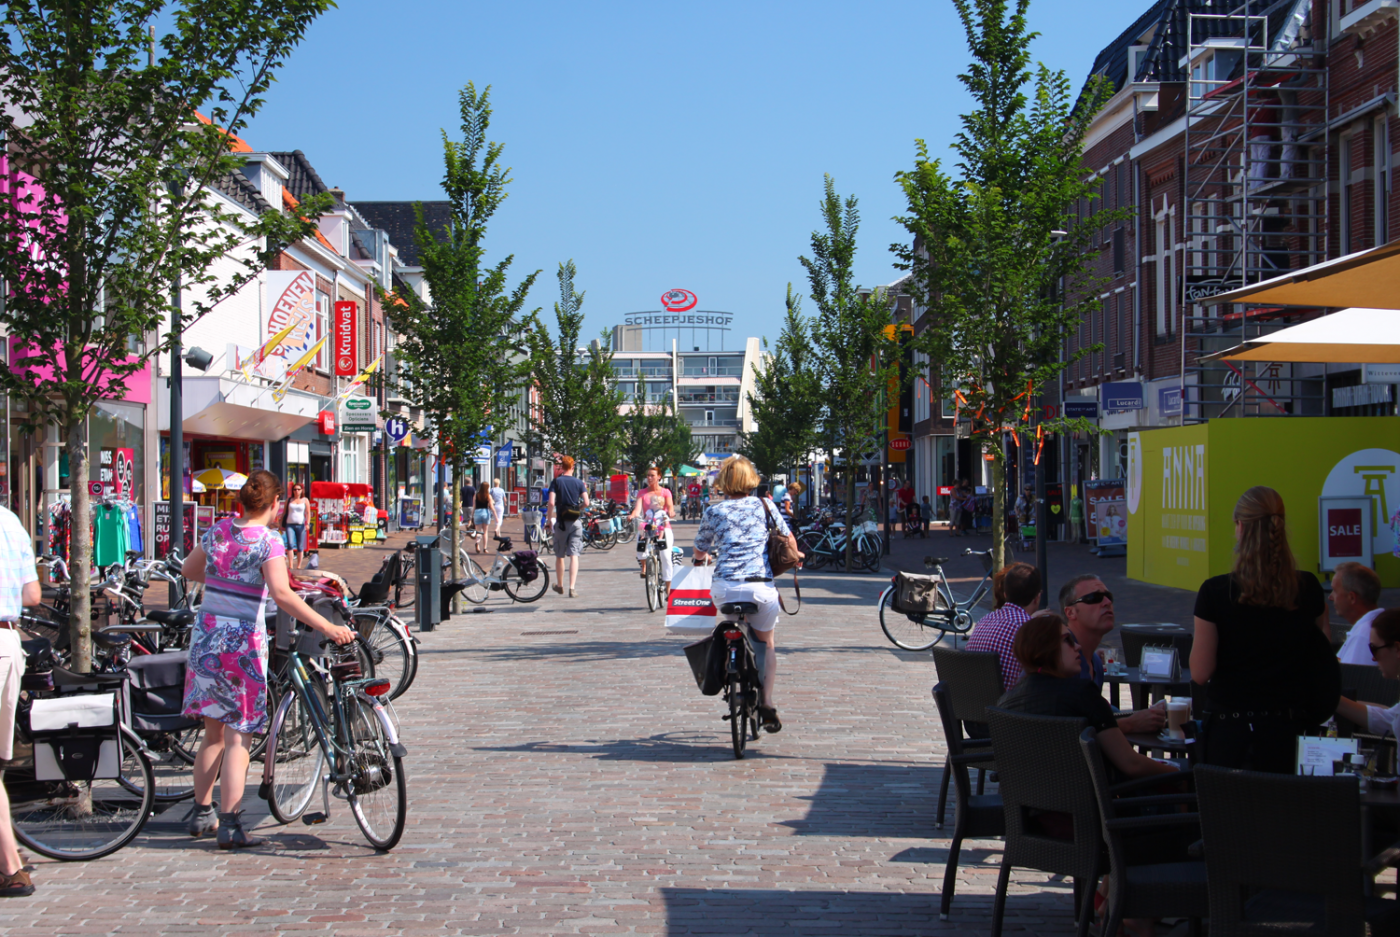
left=757, top=706, right=782, bottom=734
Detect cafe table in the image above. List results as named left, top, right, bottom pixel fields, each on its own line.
left=1123, top=731, right=1194, bottom=759
left=1103, top=665, right=1193, bottom=710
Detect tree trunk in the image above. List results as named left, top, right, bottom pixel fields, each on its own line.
left=67, top=417, right=93, bottom=673
left=451, top=455, right=462, bottom=616
left=845, top=464, right=856, bottom=573
left=990, top=442, right=1008, bottom=573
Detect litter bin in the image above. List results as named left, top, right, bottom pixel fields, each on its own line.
left=415, top=535, right=442, bottom=632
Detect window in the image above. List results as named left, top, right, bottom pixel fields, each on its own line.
left=1341, top=135, right=1355, bottom=254
left=1155, top=216, right=1175, bottom=338
left=1117, top=160, right=1129, bottom=209
left=1115, top=293, right=1127, bottom=370
left=1376, top=118, right=1391, bottom=245
left=1112, top=228, right=1125, bottom=276
left=315, top=290, right=329, bottom=370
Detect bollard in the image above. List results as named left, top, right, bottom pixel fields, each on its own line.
left=415, top=535, right=442, bottom=632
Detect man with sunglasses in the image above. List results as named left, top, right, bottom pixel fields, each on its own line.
left=1060, top=574, right=1166, bottom=735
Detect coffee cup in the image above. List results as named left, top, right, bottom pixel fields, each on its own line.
left=1166, top=696, right=1191, bottom=740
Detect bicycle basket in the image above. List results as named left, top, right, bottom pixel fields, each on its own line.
left=891, top=571, right=946, bottom=616
left=855, top=520, right=880, bottom=536
left=513, top=550, right=540, bottom=583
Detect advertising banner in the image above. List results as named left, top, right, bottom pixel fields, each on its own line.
left=153, top=501, right=196, bottom=559
left=97, top=447, right=134, bottom=498
left=333, top=300, right=357, bottom=376
left=262, top=271, right=318, bottom=379
left=610, top=474, right=630, bottom=503
left=1086, top=479, right=1127, bottom=547
left=1320, top=497, right=1372, bottom=572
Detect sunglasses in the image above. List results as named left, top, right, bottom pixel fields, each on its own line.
left=1067, top=589, right=1113, bottom=607
left=1371, top=642, right=1395, bottom=660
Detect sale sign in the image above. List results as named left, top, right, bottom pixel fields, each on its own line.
left=334, top=300, right=357, bottom=376
left=1327, top=508, right=1364, bottom=559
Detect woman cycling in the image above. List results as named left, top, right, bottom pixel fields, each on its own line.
left=693, top=454, right=802, bottom=733
left=629, top=466, right=676, bottom=596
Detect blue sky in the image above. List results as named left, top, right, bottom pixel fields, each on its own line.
left=241, top=0, right=1132, bottom=348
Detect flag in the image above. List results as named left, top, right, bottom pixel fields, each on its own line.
left=271, top=336, right=327, bottom=402
left=241, top=320, right=299, bottom=381
left=335, top=354, right=382, bottom=404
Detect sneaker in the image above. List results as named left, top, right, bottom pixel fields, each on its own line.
left=569, top=587, right=578, bottom=598
left=0, top=868, right=34, bottom=898
left=188, top=802, right=219, bottom=838
left=217, top=811, right=265, bottom=850
left=551, top=583, right=563, bottom=595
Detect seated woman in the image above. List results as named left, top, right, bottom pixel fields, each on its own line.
left=1337, top=608, right=1400, bottom=735
left=997, top=613, right=1178, bottom=781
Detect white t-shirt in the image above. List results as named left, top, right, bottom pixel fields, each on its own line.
left=490, top=486, right=506, bottom=512
left=1337, top=607, right=1385, bottom=666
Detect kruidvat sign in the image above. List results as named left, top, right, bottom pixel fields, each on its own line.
left=624, top=312, right=734, bottom=327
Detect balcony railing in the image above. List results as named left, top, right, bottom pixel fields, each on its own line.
left=681, top=366, right=744, bottom=377
left=677, top=392, right=740, bottom=404
left=687, top=418, right=740, bottom=428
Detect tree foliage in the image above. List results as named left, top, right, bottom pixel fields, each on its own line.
left=894, top=0, right=1130, bottom=569
left=623, top=387, right=696, bottom=483
left=804, top=176, right=902, bottom=572
left=383, top=83, right=538, bottom=598
left=0, top=0, right=332, bottom=669
left=523, top=261, right=624, bottom=477
left=737, top=284, right=821, bottom=480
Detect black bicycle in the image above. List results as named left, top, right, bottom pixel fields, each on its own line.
left=717, top=601, right=762, bottom=759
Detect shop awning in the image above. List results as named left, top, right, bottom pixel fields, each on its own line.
left=1203, top=307, right=1400, bottom=363
left=160, top=376, right=319, bottom=440
left=1204, top=240, right=1400, bottom=309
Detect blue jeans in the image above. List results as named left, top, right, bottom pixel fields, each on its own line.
left=285, top=523, right=306, bottom=551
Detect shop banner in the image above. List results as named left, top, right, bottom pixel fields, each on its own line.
left=262, top=271, right=318, bottom=379
left=1086, top=479, right=1127, bottom=546
left=98, top=447, right=134, bottom=498
left=153, top=501, right=196, bottom=559
left=333, top=300, right=357, bottom=376
left=341, top=396, right=376, bottom=433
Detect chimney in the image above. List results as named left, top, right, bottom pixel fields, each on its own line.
left=329, top=187, right=345, bottom=203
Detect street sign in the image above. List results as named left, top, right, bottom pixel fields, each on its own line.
left=385, top=418, right=409, bottom=443
left=341, top=395, right=376, bottom=433
left=888, top=438, right=911, bottom=452
left=1065, top=398, right=1099, bottom=419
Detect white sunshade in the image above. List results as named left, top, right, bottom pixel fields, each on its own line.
left=1204, top=307, right=1400, bottom=363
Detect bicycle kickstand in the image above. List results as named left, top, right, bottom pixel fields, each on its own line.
left=302, top=775, right=333, bottom=826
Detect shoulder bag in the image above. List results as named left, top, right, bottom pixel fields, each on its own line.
left=763, top=500, right=804, bottom=614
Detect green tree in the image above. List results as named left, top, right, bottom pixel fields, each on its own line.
left=623, top=386, right=694, bottom=482
left=0, top=0, right=332, bottom=670
left=803, top=176, right=902, bottom=573
left=895, top=0, right=1128, bottom=569
left=523, top=262, right=624, bottom=478
left=737, top=284, right=822, bottom=480
left=384, top=83, right=539, bottom=606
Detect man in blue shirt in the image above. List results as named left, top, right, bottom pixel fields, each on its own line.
left=1060, top=574, right=1164, bottom=735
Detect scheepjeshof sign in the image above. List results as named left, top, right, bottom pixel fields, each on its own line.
left=341, top=395, right=376, bottom=433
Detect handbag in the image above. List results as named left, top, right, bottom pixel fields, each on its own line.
left=763, top=500, right=801, bottom=577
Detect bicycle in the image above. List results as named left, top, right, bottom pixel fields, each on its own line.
left=796, top=515, right=882, bottom=572
left=877, top=548, right=995, bottom=651
left=258, top=621, right=407, bottom=850
left=716, top=600, right=763, bottom=759
left=457, top=536, right=550, bottom=605
left=638, top=521, right=671, bottom=613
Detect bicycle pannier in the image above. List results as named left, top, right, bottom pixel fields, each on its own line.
left=127, top=651, right=197, bottom=733
left=891, top=571, right=944, bottom=616
left=28, top=693, right=121, bottom=782
left=513, top=550, right=540, bottom=583
left=683, top=636, right=713, bottom=691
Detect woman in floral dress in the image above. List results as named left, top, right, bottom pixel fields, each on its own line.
left=181, top=470, right=355, bottom=849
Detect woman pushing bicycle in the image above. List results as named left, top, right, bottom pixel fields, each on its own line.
left=629, top=466, right=676, bottom=594
left=692, top=454, right=802, bottom=733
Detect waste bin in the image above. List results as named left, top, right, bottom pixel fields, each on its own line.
left=415, top=535, right=442, bottom=632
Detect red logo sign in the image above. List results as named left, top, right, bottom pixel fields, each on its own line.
left=318, top=410, right=336, bottom=435
left=660, top=289, right=697, bottom=313
left=333, top=301, right=357, bottom=377
left=1327, top=507, right=1364, bottom=558
left=937, top=486, right=953, bottom=496
left=889, top=438, right=911, bottom=451
left=666, top=589, right=717, bottom=617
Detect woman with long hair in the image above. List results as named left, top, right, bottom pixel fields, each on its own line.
left=473, top=486, right=494, bottom=554
left=1191, top=486, right=1340, bottom=773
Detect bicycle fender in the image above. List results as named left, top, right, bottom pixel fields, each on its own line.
left=366, top=696, right=405, bottom=752
left=261, top=691, right=296, bottom=785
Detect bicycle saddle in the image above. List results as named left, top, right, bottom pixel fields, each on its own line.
left=923, top=556, right=949, bottom=567
left=92, top=630, right=133, bottom=650
left=147, top=608, right=195, bottom=627
left=495, top=537, right=513, bottom=552
left=720, top=601, right=759, bottom=616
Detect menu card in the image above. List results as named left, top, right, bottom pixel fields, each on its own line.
left=1296, top=736, right=1359, bottom=777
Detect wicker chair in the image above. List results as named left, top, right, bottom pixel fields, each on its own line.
left=1079, top=728, right=1207, bottom=936
left=985, top=708, right=1102, bottom=937
left=1196, top=765, right=1400, bottom=935
left=932, top=683, right=1004, bottom=920
left=931, top=646, right=1004, bottom=829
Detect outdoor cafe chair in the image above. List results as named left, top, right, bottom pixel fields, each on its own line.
left=1341, top=662, right=1400, bottom=707
left=932, top=682, right=1004, bottom=921
left=931, top=646, right=1003, bottom=829
left=1079, top=727, right=1207, bottom=936
left=1195, top=764, right=1400, bottom=936
left=985, top=707, right=1102, bottom=937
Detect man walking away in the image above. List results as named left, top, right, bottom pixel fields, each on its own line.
left=547, top=456, right=589, bottom=598
left=0, top=505, right=40, bottom=897
left=1333, top=561, right=1384, bottom=665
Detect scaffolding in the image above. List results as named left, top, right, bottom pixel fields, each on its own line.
left=1179, top=0, right=1327, bottom=422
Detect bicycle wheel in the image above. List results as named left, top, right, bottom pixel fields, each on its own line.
left=344, top=696, right=406, bottom=850
left=728, top=677, right=746, bottom=759
left=9, top=724, right=154, bottom=861
left=459, top=555, right=489, bottom=605
left=143, top=726, right=200, bottom=803
left=354, top=613, right=415, bottom=700
left=502, top=559, right=549, bottom=603
left=878, top=586, right=945, bottom=651
left=855, top=535, right=882, bottom=573
left=645, top=555, right=659, bottom=612
left=797, top=531, right=828, bottom=570
left=265, top=690, right=325, bottom=824
left=394, top=554, right=416, bottom=609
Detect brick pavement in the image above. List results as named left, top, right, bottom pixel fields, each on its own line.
left=11, top=517, right=1105, bottom=936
